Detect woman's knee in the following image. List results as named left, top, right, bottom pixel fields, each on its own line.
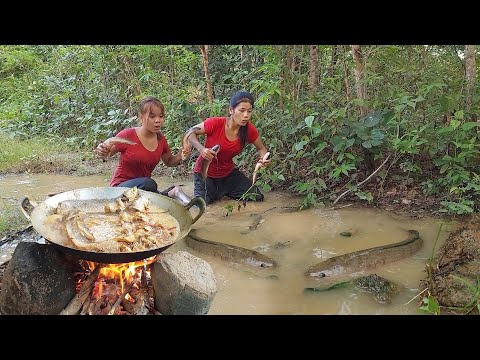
left=141, top=178, right=158, bottom=192
left=120, top=177, right=158, bottom=192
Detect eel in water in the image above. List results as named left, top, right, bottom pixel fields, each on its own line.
left=305, top=274, right=403, bottom=304
left=304, top=229, right=422, bottom=288
left=186, top=229, right=278, bottom=269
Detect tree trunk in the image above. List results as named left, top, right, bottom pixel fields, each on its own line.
left=342, top=45, right=351, bottom=103
left=200, top=45, right=214, bottom=104
left=351, top=45, right=374, bottom=171
left=308, top=45, right=319, bottom=94
left=351, top=45, right=367, bottom=117
left=168, top=46, right=176, bottom=89
left=328, top=45, right=338, bottom=76
left=465, top=45, right=476, bottom=113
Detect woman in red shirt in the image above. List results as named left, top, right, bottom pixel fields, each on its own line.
left=185, top=91, right=271, bottom=205
left=94, top=96, right=190, bottom=197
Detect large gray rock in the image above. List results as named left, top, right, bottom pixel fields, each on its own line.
left=0, top=242, right=78, bottom=315
left=152, top=251, right=217, bottom=315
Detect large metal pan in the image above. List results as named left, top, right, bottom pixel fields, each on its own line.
left=19, top=187, right=205, bottom=264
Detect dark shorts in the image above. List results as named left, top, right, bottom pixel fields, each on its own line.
left=116, top=177, right=173, bottom=197
left=193, top=168, right=264, bottom=205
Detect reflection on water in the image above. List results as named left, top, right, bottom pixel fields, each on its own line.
left=0, top=173, right=458, bottom=314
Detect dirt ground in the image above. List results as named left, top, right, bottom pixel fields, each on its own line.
left=2, top=152, right=479, bottom=314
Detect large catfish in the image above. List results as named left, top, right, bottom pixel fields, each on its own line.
left=304, top=230, right=422, bottom=288
left=186, top=229, right=277, bottom=269
left=56, top=187, right=149, bottom=215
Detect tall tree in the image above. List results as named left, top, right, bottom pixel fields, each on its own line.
left=200, top=45, right=214, bottom=104
left=351, top=45, right=367, bottom=117
left=342, top=45, right=351, bottom=103
left=464, top=45, right=476, bottom=113
left=308, top=45, right=319, bottom=94
left=352, top=45, right=374, bottom=171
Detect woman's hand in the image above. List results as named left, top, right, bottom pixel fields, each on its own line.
left=94, top=141, right=112, bottom=159
left=200, top=146, right=219, bottom=162
left=257, top=152, right=272, bottom=168
left=180, top=144, right=192, bottom=161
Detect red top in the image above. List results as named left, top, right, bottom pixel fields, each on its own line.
left=193, top=117, right=259, bottom=178
left=110, top=128, right=170, bottom=186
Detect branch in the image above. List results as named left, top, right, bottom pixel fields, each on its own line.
left=332, top=154, right=391, bottom=206
left=108, top=283, right=132, bottom=315
left=60, top=265, right=102, bottom=315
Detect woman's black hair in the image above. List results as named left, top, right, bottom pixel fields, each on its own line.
left=239, top=124, right=248, bottom=149
left=230, top=91, right=255, bottom=149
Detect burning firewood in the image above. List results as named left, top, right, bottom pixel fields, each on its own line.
left=80, top=297, right=91, bottom=315
left=121, top=266, right=150, bottom=315
left=121, top=287, right=150, bottom=315
left=60, top=265, right=102, bottom=315
left=63, top=257, right=160, bottom=315
left=108, top=283, right=132, bottom=315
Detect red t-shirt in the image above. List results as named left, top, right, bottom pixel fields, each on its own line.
left=193, top=117, right=259, bottom=178
left=110, top=128, right=170, bottom=186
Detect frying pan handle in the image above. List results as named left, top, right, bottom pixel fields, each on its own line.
left=184, top=197, right=206, bottom=225
left=19, top=196, right=38, bottom=221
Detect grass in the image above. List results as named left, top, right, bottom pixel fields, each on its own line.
left=0, top=132, right=74, bottom=173
left=0, top=132, right=82, bottom=238
left=0, top=201, right=30, bottom=237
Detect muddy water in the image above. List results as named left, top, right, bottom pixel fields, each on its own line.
left=0, top=173, right=458, bottom=315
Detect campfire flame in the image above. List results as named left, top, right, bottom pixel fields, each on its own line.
left=83, top=256, right=157, bottom=293
left=71, top=256, right=159, bottom=315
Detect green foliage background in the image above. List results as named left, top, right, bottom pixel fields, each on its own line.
left=1, top=45, right=479, bottom=215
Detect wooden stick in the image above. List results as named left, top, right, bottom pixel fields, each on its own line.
left=107, top=283, right=132, bottom=315
left=328, top=203, right=353, bottom=210
left=80, top=297, right=92, bottom=315
left=332, top=154, right=391, bottom=206
left=146, top=305, right=162, bottom=315
left=121, top=284, right=149, bottom=315
left=60, top=265, right=102, bottom=315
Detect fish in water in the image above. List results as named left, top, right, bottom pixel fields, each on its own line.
left=304, top=229, right=422, bottom=288
left=56, top=187, right=144, bottom=215
left=305, top=274, right=402, bottom=304
left=186, top=229, right=277, bottom=269
left=201, top=144, right=220, bottom=181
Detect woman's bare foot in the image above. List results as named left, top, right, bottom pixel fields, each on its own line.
left=167, top=186, right=191, bottom=205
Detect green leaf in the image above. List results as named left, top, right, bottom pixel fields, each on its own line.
left=418, top=295, right=440, bottom=315
left=363, top=112, right=381, bottom=127
left=439, top=163, right=449, bottom=174
left=294, top=140, right=308, bottom=151
left=362, top=140, right=372, bottom=148
left=304, top=115, right=314, bottom=128
left=461, top=122, right=478, bottom=131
